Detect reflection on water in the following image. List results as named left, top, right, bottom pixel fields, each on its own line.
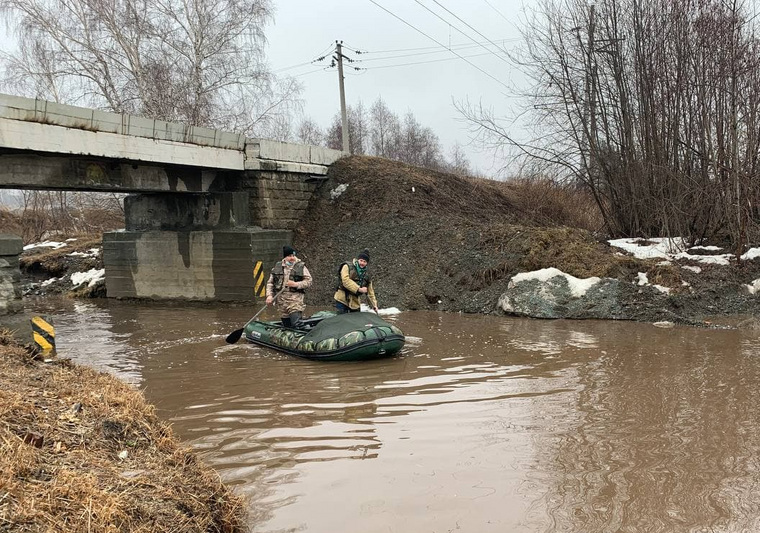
left=31, top=298, right=760, bottom=532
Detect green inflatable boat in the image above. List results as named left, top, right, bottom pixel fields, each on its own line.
left=244, top=311, right=405, bottom=361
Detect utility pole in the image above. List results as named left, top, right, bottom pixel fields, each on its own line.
left=335, top=41, right=350, bottom=153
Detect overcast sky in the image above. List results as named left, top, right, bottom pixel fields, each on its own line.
left=265, top=0, right=530, bottom=175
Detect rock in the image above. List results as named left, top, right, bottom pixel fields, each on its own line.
left=653, top=321, right=675, bottom=328
left=498, top=269, right=665, bottom=320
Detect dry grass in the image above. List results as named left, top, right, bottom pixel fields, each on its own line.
left=0, top=331, right=247, bottom=532
left=0, top=195, right=124, bottom=245
left=647, top=262, right=685, bottom=290
left=501, top=176, right=604, bottom=231
left=325, top=156, right=604, bottom=231
left=19, top=233, right=102, bottom=276
left=0, top=208, right=24, bottom=237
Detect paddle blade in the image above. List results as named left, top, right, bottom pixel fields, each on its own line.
left=225, top=328, right=244, bottom=344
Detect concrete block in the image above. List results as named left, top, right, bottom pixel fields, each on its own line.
left=0, top=94, right=245, bottom=150
left=244, top=158, right=329, bottom=175
left=0, top=118, right=245, bottom=171
left=309, top=145, right=346, bottom=165
left=0, top=234, right=23, bottom=256
left=0, top=312, right=34, bottom=344
left=103, top=229, right=292, bottom=301
left=252, top=138, right=312, bottom=163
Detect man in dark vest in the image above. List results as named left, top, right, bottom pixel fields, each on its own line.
left=266, top=245, right=312, bottom=327
left=334, top=249, right=379, bottom=314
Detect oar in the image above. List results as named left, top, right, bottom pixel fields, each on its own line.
left=226, top=287, right=285, bottom=344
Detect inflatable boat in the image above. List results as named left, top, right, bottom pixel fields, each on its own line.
left=244, top=311, right=405, bottom=361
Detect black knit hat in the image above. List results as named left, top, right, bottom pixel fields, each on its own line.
left=357, top=249, right=370, bottom=262
left=283, top=245, right=296, bottom=258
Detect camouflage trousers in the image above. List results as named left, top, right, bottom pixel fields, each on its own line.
left=276, top=290, right=306, bottom=317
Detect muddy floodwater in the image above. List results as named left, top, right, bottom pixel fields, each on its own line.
left=28, top=298, right=760, bottom=532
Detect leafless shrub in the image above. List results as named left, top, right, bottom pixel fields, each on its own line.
left=9, top=191, right=124, bottom=244
left=504, top=174, right=603, bottom=231
left=460, top=0, right=760, bottom=253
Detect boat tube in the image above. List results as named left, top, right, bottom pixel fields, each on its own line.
left=244, top=311, right=405, bottom=361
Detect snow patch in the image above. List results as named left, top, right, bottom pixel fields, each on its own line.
left=682, top=265, right=702, bottom=273
left=636, top=272, right=649, bottom=286
left=330, top=183, right=349, bottom=200
left=360, top=303, right=401, bottom=315
left=689, top=245, right=722, bottom=252
left=509, top=267, right=600, bottom=298
left=741, top=248, right=760, bottom=261
left=41, top=277, right=58, bottom=287
left=608, top=237, right=686, bottom=259
left=71, top=268, right=105, bottom=288
left=68, top=248, right=101, bottom=258
left=610, top=237, right=737, bottom=265
left=23, top=240, right=69, bottom=251
left=674, top=252, right=732, bottom=265
left=746, top=279, right=760, bottom=295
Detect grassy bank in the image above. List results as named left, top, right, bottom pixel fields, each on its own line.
left=0, top=331, right=247, bottom=532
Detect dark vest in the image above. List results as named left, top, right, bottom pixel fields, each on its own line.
left=272, top=260, right=306, bottom=292
left=336, top=261, right=372, bottom=295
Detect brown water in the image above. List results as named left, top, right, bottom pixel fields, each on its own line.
left=33, top=298, right=760, bottom=532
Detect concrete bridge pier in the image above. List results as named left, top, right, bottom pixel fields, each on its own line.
left=103, top=167, right=323, bottom=301
left=0, top=234, right=35, bottom=344
left=0, top=234, right=23, bottom=315
left=104, top=192, right=288, bottom=301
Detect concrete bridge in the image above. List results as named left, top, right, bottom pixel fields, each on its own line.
left=0, top=93, right=344, bottom=303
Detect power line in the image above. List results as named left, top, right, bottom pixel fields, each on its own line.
left=412, top=0, right=510, bottom=65
left=353, top=42, right=505, bottom=63
left=482, top=0, right=510, bottom=24
left=366, top=0, right=510, bottom=89
left=314, top=42, right=336, bottom=58
left=274, top=61, right=317, bottom=73
left=291, top=66, right=333, bottom=78
left=344, top=38, right=519, bottom=56
left=273, top=44, right=339, bottom=74
left=429, top=0, right=512, bottom=58
left=359, top=51, right=495, bottom=70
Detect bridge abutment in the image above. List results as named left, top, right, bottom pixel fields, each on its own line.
left=245, top=171, right=321, bottom=230
left=0, top=234, right=23, bottom=315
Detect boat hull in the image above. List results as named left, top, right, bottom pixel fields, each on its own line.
left=244, top=312, right=405, bottom=361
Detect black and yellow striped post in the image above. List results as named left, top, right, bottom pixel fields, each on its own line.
left=31, top=316, right=56, bottom=354
left=253, top=261, right=267, bottom=299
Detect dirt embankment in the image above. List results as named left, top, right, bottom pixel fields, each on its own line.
left=0, top=331, right=246, bottom=532
left=295, top=156, right=760, bottom=324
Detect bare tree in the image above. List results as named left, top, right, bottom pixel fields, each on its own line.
left=325, top=114, right=343, bottom=152
left=446, top=142, right=472, bottom=176
left=295, top=118, right=324, bottom=146
left=0, top=0, right=301, bottom=138
left=370, top=98, right=401, bottom=158
left=317, top=97, right=459, bottom=172
left=460, top=0, right=760, bottom=249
